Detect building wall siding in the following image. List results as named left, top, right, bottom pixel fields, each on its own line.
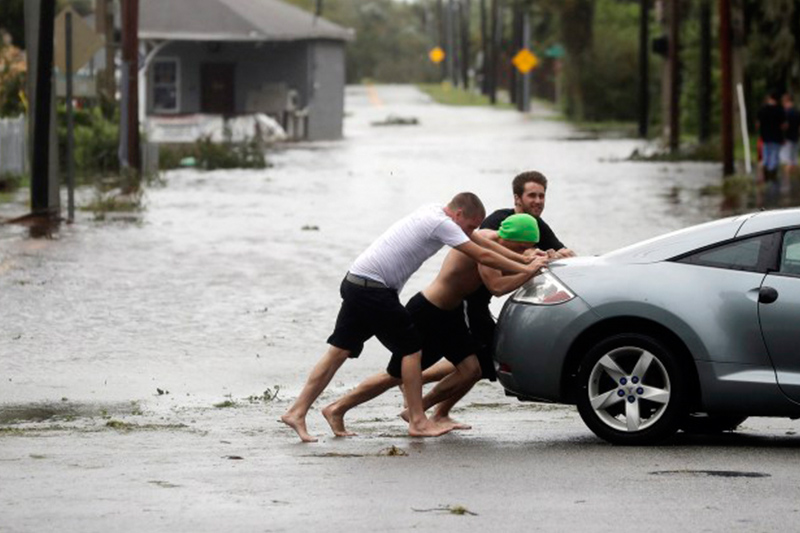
left=306, top=41, right=346, bottom=141
left=147, top=40, right=345, bottom=140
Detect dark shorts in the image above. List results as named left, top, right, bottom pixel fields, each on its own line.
left=465, top=286, right=498, bottom=381
left=386, top=292, right=478, bottom=378
left=327, top=277, right=422, bottom=359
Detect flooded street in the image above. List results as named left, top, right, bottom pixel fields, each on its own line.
left=3, top=85, right=798, bottom=532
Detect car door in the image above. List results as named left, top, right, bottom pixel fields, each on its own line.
left=675, top=233, right=778, bottom=367
left=759, top=229, right=800, bottom=403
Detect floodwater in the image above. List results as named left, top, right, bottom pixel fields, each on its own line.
left=0, top=85, right=723, bottom=405
left=6, top=86, right=797, bottom=532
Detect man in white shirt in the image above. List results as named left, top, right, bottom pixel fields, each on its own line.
left=281, top=192, right=542, bottom=442
left=322, top=214, right=546, bottom=436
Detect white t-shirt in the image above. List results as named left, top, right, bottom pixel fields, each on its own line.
left=349, top=204, right=470, bottom=291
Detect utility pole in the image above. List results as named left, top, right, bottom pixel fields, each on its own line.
left=519, top=8, right=531, bottom=112
left=668, top=0, right=680, bottom=153
left=95, top=0, right=114, bottom=99
left=638, top=0, right=650, bottom=138
left=29, top=0, right=58, bottom=217
left=460, top=0, right=471, bottom=89
left=444, top=0, right=458, bottom=87
left=437, top=0, right=446, bottom=81
left=719, top=0, right=734, bottom=176
left=489, top=0, right=500, bottom=104
left=120, top=0, right=140, bottom=173
left=480, top=0, right=488, bottom=94
left=699, top=0, right=711, bottom=143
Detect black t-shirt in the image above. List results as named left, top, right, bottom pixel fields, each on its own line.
left=480, top=208, right=565, bottom=251
left=786, top=107, right=800, bottom=143
left=758, top=104, right=786, bottom=143
left=465, top=208, right=566, bottom=348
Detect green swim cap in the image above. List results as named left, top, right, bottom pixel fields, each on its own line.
left=498, top=213, right=540, bottom=243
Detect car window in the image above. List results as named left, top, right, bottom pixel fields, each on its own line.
left=677, top=234, right=771, bottom=272
left=780, top=230, right=800, bottom=276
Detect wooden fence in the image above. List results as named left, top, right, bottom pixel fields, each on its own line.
left=0, top=116, right=27, bottom=176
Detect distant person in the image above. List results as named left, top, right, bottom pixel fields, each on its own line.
left=757, top=91, right=786, bottom=184
left=321, top=214, right=547, bottom=435
left=781, top=93, right=800, bottom=180
left=421, top=171, right=574, bottom=403
left=280, top=193, right=542, bottom=442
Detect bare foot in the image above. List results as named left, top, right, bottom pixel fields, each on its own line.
left=432, top=414, right=471, bottom=430
left=408, top=417, right=453, bottom=438
left=322, top=404, right=357, bottom=437
left=398, top=409, right=409, bottom=423
left=280, top=412, right=318, bottom=443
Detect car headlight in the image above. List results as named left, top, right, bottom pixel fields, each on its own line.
left=511, top=269, right=575, bottom=305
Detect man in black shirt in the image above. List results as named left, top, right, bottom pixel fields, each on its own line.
left=781, top=93, right=800, bottom=177
left=418, top=171, right=574, bottom=422
left=757, top=91, right=786, bottom=183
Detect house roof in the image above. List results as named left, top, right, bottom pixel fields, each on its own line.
left=139, top=0, right=354, bottom=42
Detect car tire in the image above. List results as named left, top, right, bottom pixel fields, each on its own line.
left=681, top=413, right=747, bottom=434
left=575, top=333, right=689, bottom=445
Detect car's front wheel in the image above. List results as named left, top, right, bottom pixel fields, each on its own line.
left=575, top=333, right=689, bottom=445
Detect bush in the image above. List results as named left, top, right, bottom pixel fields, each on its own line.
left=0, top=171, right=23, bottom=192
left=159, top=135, right=268, bottom=171
left=57, top=105, right=120, bottom=178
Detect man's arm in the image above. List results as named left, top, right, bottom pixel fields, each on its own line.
left=470, top=229, right=532, bottom=264
left=479, top=256, right=548, bottom=296
left=455, top=240, right=539, bottom=275
left=554, top=247, right=576, bottom=258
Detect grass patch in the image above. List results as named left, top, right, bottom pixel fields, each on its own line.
left=246, top=386, right=280, bottom=403
left=105, top=419, right=136, bottom=430
left=377, top=445, right=408, bottom=457
left=418, top=82, right=513, bottom=109
left=573, top=120, right=638, bottom=137
left=213, top=400, right=237, bottom=409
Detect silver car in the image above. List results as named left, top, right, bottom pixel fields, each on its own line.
left=494, top=208, right=800, bottom=445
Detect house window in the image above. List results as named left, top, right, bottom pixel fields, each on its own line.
left=152, top=58, right=179, bottom=113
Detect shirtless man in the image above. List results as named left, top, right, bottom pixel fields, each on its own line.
left=321, top=214, right=545, bottom=435
left=280, top=193, right=543, bottom=442
left=420, top=170, right=575, bottom=423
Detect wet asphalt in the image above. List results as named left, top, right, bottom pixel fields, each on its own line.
left=1, top=85, right=799, bottom=532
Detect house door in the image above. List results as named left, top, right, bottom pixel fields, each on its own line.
left=200, top=63, right=235, bottom=115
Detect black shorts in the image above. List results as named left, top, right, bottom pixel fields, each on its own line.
left=327, top=277, right=422, bottom=359
left=465, top=286, right=497, bottom=381
left=386, top=292, right=478, bottom=378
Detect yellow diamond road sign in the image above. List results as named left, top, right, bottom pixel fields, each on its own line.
left=512, top=48, right=539, bottom=74
left=429, top=47, right=446, bottom=64
left=54, top=7, right=104, bottom=74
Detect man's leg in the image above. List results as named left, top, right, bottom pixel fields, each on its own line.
left=322, top=371, right=401, bottom=436
left=401, top=355, right=482, bottom=429
left=281, top=345, right=351, bottom=442
left=398, top=359, right=456, bottom=409
left=401, top=352, right=454, bottom=437
left=421, top=359, right=457, bottom=384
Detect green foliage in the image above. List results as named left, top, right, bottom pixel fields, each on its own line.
left=159, top=134, right=268, bottom=171
left=57, top=105, right=120, bottom=178
left=283, top=0, right=440, bottom=83
left=418, top=82, right=511, bottom=108
left=0, top=171, right=23, bottom=192
left=0, top=64, right=25, bottom=117
left=0, top=0, right=25, bottom=51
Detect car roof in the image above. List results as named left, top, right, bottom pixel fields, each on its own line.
left=602, top=207, right=800, bottom=264
left=602, top=213, right=752, bottom=263
left=736, top=207, right=800, bottom=237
